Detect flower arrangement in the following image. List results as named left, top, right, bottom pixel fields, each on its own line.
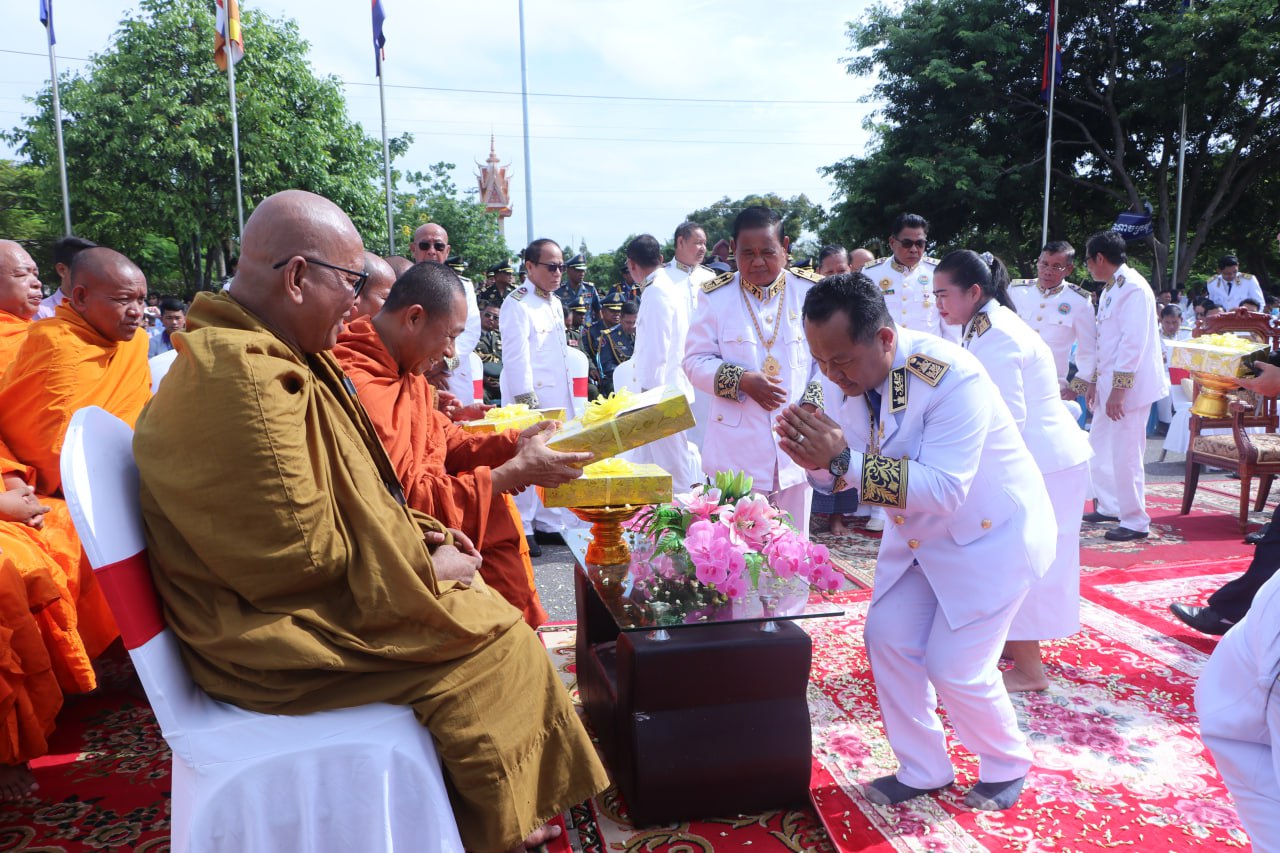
left=627, top=471, right=842, bottom=617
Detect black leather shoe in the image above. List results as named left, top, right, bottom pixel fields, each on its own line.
left=1104, top=526, right=1149, bottom=541
left=1083, top=511, right=1121, bottom=523
left=1169, top=602, right=1233, bottom=636
left=526, top=535, right=542, bottom=558
left=1245, top=523, right=1270, bottom=545
left=533, top=529, right=565, bottom=546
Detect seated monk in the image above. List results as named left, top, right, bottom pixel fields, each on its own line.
left=347, top=251, right=395, bottom=322
left=334, top=261, right=591, bottom=627
left=0, top=240, right=43, bottom=370
left=133, top=190, right=608, bottom=853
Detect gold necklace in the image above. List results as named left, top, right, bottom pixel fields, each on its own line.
left=740, top=274, right=786, bottom=377
left=865, top=396, right=884, bottom=454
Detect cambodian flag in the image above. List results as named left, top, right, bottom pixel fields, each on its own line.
left=39, top=0, right=55, bottom=45
left=1040, top=0, right=1063, bottom=102
left=372, top=0, right=387, bottom=76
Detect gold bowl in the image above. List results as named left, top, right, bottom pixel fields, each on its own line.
left=1190, top=371, right=1245, bottom=418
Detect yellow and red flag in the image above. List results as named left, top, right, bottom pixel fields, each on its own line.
left=214, top=0, right=244, bottom=71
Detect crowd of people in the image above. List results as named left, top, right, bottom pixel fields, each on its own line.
left=0, top=194, right=1277, bottom=850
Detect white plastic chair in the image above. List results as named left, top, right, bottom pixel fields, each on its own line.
left=610, top=358, right=638, bottom=394
left=566, top=346, right=590, bottom=417
left=60, top=407, right=464, bottom=853
left=148, top=349, right=178, bottom=393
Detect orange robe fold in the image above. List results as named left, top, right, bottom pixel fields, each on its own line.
left=0, top=310, right=30, bottom=374
left=334, top=318, right=547, bottom=627
left=0, top=302, right=151, bottom=497
left=0, top=559, right=63, bottom=766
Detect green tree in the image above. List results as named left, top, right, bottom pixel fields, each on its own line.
left=393, top=162, right=512, bottom=276
left=0, top=160, right=57, bottom=285
left=824, top=0, right=1280, bottom=287
left=7, top=0, right=403, bottom=293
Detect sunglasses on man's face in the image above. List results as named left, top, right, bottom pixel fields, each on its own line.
left=418, top=241, right=447, bottom=252
left=893, top=237, right=928, bottom=250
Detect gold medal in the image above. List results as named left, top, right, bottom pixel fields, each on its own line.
left=762, top=355, right=781, bottom=377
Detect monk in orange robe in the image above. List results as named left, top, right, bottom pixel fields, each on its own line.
left=0, top=241, right=44, bottom=371
left=346, top=251, right=395, bottom=323
left=334, top=261, right=590, bottom=627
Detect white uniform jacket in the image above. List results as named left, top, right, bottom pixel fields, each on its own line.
left=1090, top=264, right=1169, bottom=409
left=1009, top=279, right=1097, bottom=384
left=633, top=266, right=696, bottom=401
left=498, top=285, right=573, bottom=409
left=445, top=274, right=482, bottom=400
left=666, top=259, right=716, bottom=292
left=683, top=269, right=822, bottom=492
left=810, top=328, right=1055, bottom=629
left=962, top=302, right=1092, bottom=475
left=1207, top=274, right=1265, bottom=312
left=861, top=256, right=943, bottom=337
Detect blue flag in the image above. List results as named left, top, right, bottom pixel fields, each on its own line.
left=39, top=0, right=55, bottom=46
left=1040, top=0, right=1062, bottom=102
left=372, top=0, right=387, bottom=76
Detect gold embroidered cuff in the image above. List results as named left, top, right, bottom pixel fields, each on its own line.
left=1069, top=377, right=1091, bottom=396
left=513, top=391, right=539, bottom=407
left=800, top=379, right=824, bottom=408
left=1112, top=371, right=1135, bottom=390
left=714, top=362, right=745, bottom=400
left=860, top=453, right=908, bottom=509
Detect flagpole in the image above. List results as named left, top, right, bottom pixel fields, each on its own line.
left=1171, top=0, right=1193, bottom=293
left=225, top=44, right=245, bottom=239
left=1040, top=0, right=1059, bottom=247
left=45, top=27, right=71, bottom=234
left=377, top=53, right=395, bottom=256
left=518, top=0, right=534, bottom=244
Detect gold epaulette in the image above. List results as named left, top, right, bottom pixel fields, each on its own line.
left=905, top=353, right=950, bottom=386
left=922, top=256, right=940, bottom=266
left=511, top=286, right=527, bottom=302
left=790, top=266, right=823, bottom=284
left=702, top=271, right=735, bottom=293
left=1010, top=279, right=1035, bottom=287
left=1068, top=284, right=1093, bottom=302
left=972, top=312, right=992, bottom=338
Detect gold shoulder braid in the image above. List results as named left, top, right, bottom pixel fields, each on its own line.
left=791, top=267, right=823, bottom=284
left=511, top=287, right=527, bottom=302
left=714, top=362, right=745, bottom=400
left=1068, top=284, right=1093, bottom=303
left=861, top=454, right=908, bottom=508
left=906, top=353, right=950, bottom=386
left=963, top=311, right=992, bottom=345
left=702, top=271, right=735, bottom=293
left=889, top=367, right=908, bottom=413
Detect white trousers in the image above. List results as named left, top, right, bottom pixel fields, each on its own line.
left=864, top=563, right=1032, bottom=789
left=634, top=431, right=703, bottom=494
left=1089, top=403, right=1150, bottom=532
left=1008, top=460, right=1088, bottom=640
left=768, top=481, right=812, bottom=541
left=1202, top=733, right=1280, bottom=852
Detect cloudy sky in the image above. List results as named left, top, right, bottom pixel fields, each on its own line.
left=1, top=0, right=878, bottom=253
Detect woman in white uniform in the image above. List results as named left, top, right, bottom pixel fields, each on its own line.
left=934, top=250, right=1092, bottom=692
left=1196, top=571, right=1280, bottom=850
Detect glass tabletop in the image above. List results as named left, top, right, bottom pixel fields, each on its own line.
left=567, top=530, right=846, bottom=633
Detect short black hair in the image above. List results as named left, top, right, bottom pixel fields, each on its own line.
left=1159, top=304, right=1182, bottom=320
left=158, top=297, right=186, bottom=314
left=382, top=261, right=464, bottom=314
left=625, top=234, right=663, bottom=268
left=620, top=301, right=639, bottom=317
left=673, top=221, right=705, bottom=243
left=802, top=272, right=892, bottom=346
left=1218, top=254, right=1239, bottom=269
left=1085, top=231, right=1126, bottom=266
left=1041, top=240, right=1075, bottom=265
left=816, top=245, right=849, bottom=268
left=52, top=236, right=98, bottom=268
left=524, top=238, right=560, bottom=266
left=890, top=213, right=929, bottom=237
left=1240, top=298, right=1262, bottom=309
left=731, top=205, right=784, bottom=241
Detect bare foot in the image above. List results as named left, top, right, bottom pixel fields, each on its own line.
left=829, top=515, right=854, bottom=537
left=0, top=763, right=37, bottom=801
left=1002, top=666, right=1050, bottom=693
left=505, top=821, right=563, bottom=852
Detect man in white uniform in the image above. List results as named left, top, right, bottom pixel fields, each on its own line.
left=1008, top=240, right=1097, bottom=397
left=1206, top=254, right=1265, bottom=311
left=775, top=272, right=1054, bottom=811
left=860, top=213, right=946, bottom=339
left=412, top=223, right=480, bottom=402
left=1078, top=231, right=1168, bottom=541
left=500, top=238, right=579, bottom=552
left=627, top=234, right=702, bottom=489
left=665, top=221, right=716, bottom=451
left=683, top=206, right=824, bottom=536
left=33, top=235, right=97, bottom=320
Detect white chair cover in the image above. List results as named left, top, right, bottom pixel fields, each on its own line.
left=445, top=351, right=474, bottom=403
left=468, top=351, right=485, bottom=404
left=60, top=407, right=463, bottom=853
left=610, top=358, right=638, bottom=394
left=148, top=349, right=178, bottom=393
left=566, top=346, right=590, bottom=417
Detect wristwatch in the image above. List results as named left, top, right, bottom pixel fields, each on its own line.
left=828, top=446, right=852, bottom=478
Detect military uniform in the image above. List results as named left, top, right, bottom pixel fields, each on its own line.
left=597, top=324, right=634, bottom=396
left=665, top=259, right=716, bottom=293
left=477, top=262, right=517, bottom=307
left=475, top=327, right=503, bottom=405
left=683, top=267, right=825, bottom=535
left=861, top=255, right=947, bottom=338
left=810, top=327, right=1055, bottom=793
left=557, top=254, right=602, bottom=326
left=1206, top=273, right=1265, bottom=311
left=1009, top=279, right=1097, bottom=385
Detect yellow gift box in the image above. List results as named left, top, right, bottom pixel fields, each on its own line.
left=539, top=459, right=673, bottom=508
left=546, top=386, right=695, bottom=462
left=1170, top=336, right=1268, bottom=379
left=457, top=405, right=566, bottom=435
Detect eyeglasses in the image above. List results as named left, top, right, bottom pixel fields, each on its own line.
left=482, top=312, right=500, bottom=321
left=417, top=240, right=447, bottom=253
left=272, top=257, right=369, bottom=297
left=893, top=237, right=928, bottom=250
left=533, top=261, right=567, bottom=273
left=1036, top=260, right=1071, bottom=272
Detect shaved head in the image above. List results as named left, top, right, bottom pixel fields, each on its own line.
left=349, top=251, right=396, bottom=322
left=372, top=261, right=467, bottom=375
left=69, top=248, right=148, bottom=341
left=230, top=190, right=365, bottom=353
left=849, top=248, right=876, bottom=273
left=0, top=240, right=42, bottom=320
left=384, top=255, right=413, bottom=277
left=411, top=223, right=450, bottom=264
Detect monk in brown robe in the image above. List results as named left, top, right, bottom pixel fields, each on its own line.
left=347, top=251, right=395, bottom=322
left=133, top=190, right=608, bottom=853
left=0, top=241, right=43, bottom=370
left=334, top=262, right=590, bottom=627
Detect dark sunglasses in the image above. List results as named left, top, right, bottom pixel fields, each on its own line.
left=893, top=237, right=928, bottom=250
left=417, top=240, right=447, bottom=252
left=533, top=261, right=567, bottom=273
left=272, top=257, right=369, bottom=297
